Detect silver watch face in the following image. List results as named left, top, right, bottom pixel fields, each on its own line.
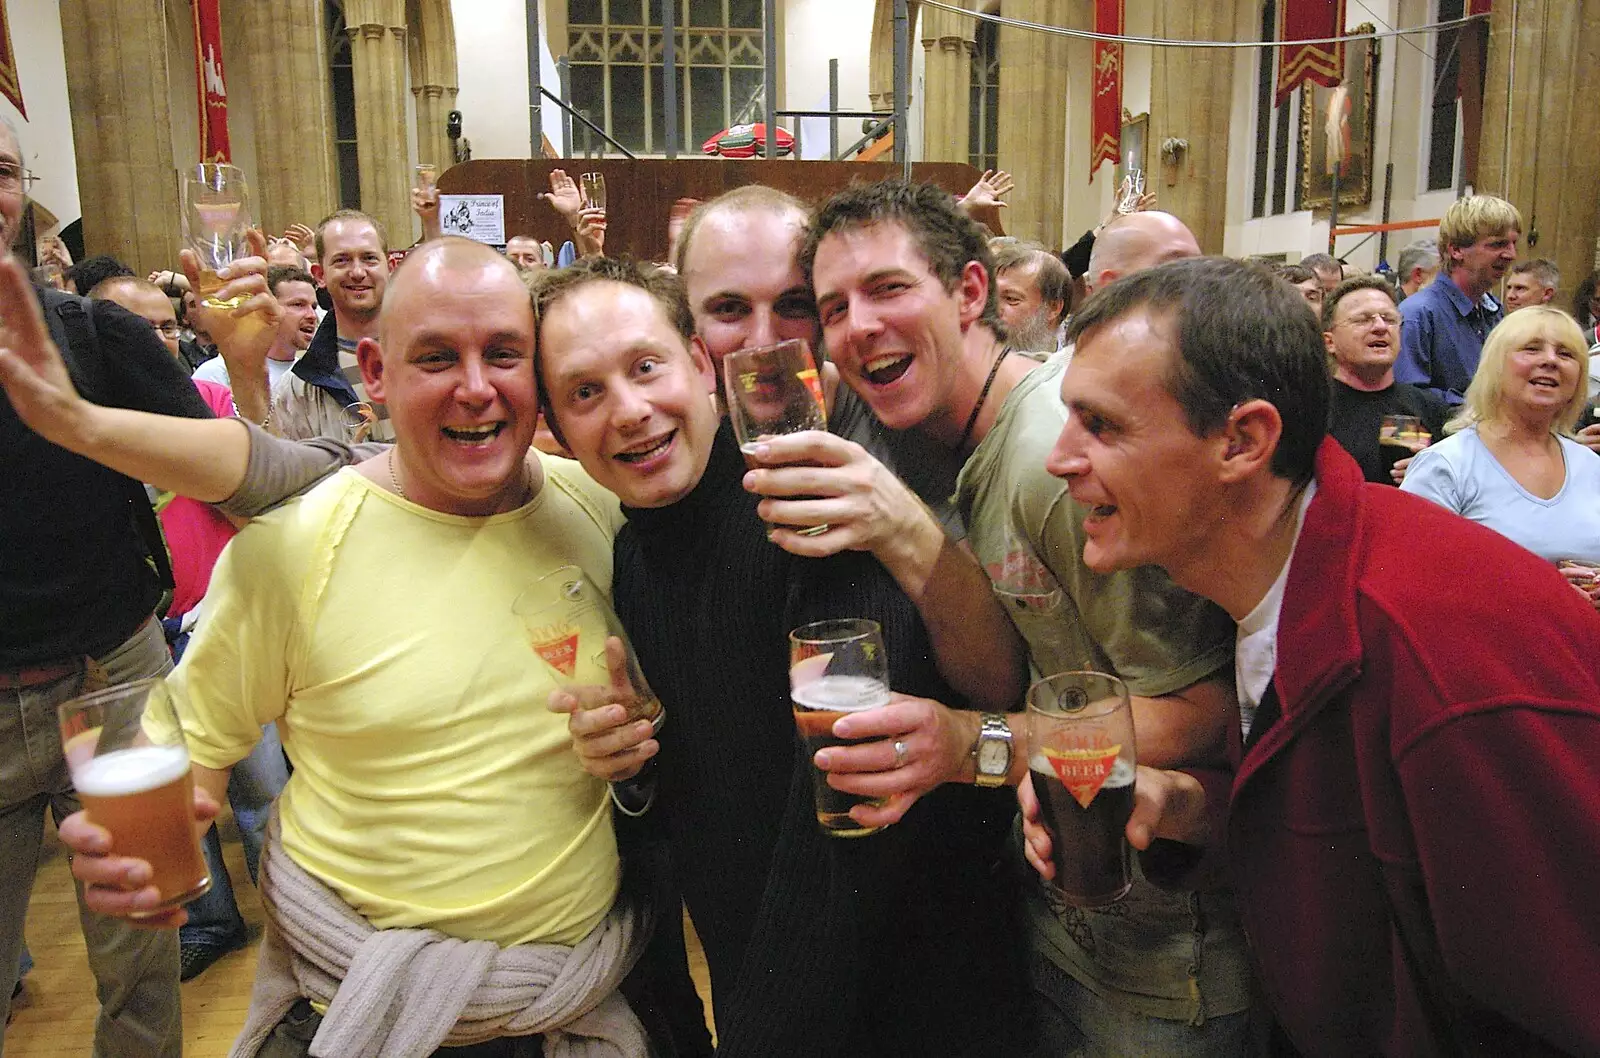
left=977, top=737, right=1010, bottom=775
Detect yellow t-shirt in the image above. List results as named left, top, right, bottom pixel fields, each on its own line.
left=157, top=456, right=625, bottom=947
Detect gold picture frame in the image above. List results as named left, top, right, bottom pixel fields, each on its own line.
left=1116, top=111, right=1149, bottom=189
left=1298, top=25, right=1378, bottom=210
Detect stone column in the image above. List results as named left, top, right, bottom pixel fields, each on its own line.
left=869, top=0, right=921, bottom=114
left=409, top=0, right=459, bottom=176
left=1479, top=0, right=1600, bottom=307
left=920, top=0, right=976, bottom=163
left=240, top=0, right=339, bottom=237
left=997, top=0, right=1079, bottom=244
left=59, top=0, right=180, bottom=272
left=1148, top=0, right=1239, bottom=254
left=343, top=0, right=411, bottom=247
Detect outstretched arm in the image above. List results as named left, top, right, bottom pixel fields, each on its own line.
left=0, top=255, right=255, bottom=501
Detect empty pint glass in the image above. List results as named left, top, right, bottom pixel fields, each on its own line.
left=1028, top=671, right=1136, bottom=907
left=724, top=339, right=830, bottom=536
left=515, top=566, right=663, bottom=730
left=789, top=619, right=890, bottom=837
left=181, top=163, right=253, bottom=309
left=59, top=679, right=210, bottom=917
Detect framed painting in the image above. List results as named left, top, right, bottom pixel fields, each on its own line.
left=1116, top=111, right=1149, bottom=187
left=1299, top=25, right=1378, bottom=210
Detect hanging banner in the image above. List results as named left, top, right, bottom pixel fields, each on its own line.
left=1090, top=0, right=1123, bottom=179
left=1275, top=0, right=1345, bottom=106
left=1467, top=0, right=1491, bottom=14
left=0, top=0, right=23, bottom=118
left=193, top=0, right=231, bottom=162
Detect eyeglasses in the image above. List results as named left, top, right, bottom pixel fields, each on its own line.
left=0, top=161, right=36, bottom=193
left=1333, top=310, right=1402, bottom=329
left=148, top=320, right=183, bottom=340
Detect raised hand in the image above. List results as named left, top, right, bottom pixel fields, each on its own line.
left=962, top=169, right=1013, bottom=213
left=283, top=222, right=316, bottom=252
left=0, top=254, right=94, bottom=448
left=539, top=168, right=583, bottom=221
left=574, top=206, right=607, bottom=258
left=411, top=185, right=442, bottom=242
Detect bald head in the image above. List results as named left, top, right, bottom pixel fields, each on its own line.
left=1084, top=212, right=1201, bottom=293
left=379, top=237, right=527, bottom=344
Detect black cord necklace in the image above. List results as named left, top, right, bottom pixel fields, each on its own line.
left=957, top=349, right=1011, bottom=450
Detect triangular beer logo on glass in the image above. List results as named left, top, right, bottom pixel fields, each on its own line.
left=1043, top=744, right=1123, bottom=808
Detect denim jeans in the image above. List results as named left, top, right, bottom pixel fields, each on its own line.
left=179, top=723, right=288, bottom=948
left=1030, top=949, right=1252, bottom=1058
left=0, top=619, right=182, bottom=1058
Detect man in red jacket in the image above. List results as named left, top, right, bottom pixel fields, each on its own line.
left=1024, top=255, right=1600, bottom=1056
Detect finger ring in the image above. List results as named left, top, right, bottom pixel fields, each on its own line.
left=893, top=739, right=908, bottom=768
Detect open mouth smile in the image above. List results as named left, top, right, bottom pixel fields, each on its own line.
left=862, top=354, right=912, bottom=386
left=442, top=423, right=506, bottom=444
left=614, top=431, right=676, bottom=464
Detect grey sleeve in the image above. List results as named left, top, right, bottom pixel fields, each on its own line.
left=216, top=420, right=389, bottom=517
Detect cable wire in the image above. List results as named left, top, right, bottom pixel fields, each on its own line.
left=919, top=0, right=1490, bottom=49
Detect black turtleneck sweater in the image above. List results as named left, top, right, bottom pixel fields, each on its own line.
left=614, top=423, right=1030, bottom=1057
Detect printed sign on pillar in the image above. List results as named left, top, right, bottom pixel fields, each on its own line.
left=1090, top=0, right=1123, bottom=180
left=193, top=0, right=231, bottom=163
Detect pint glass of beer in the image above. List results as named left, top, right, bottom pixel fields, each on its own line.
left=58, top=679, right=210, bottom=917
left=789, top=619, right=891, bottom=837
left=1027, top=671, right=1136, bottom=907
left=515, top=566, right=664, bottom=730
left=1378, top=413, right=1431, bottom=480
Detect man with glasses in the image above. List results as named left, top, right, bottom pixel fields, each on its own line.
left=88, top=276, right=186, bottom=361
left=1323, top=276, right=1448, bottom=484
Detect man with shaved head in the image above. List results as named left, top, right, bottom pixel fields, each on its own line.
left=33, top=239, right=659, bottom=1055
left=1082, top=211, right=1203, bottom=295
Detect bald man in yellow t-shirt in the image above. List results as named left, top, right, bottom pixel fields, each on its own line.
left=50, top=241, right=653, bottom=1056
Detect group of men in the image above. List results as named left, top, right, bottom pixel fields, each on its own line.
left=1, top=131, right=1598, bottom=1058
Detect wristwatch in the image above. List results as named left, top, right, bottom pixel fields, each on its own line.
left=971, top=713, right=1014, bottom=788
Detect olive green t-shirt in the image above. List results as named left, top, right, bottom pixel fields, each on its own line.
left=956, top=354, right=1251, bottom=1024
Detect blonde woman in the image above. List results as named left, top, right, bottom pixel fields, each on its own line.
left=1403, top=306, right=1600, bottom=609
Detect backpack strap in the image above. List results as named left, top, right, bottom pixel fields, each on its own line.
left=50, top=293, right=177, bottom=594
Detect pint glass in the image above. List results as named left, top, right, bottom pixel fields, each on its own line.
left=724, top=339, right=830, bottom=536
left=1028, top=671, right=1137, bottom=907
left=515, top=566, right=663, bottom=730
left=58, top=679, right=210, bottom=917
left=180, top=163, right=253, bottom=308
left=789, top=619, right=890, bottom=837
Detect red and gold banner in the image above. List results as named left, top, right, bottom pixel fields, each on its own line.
left=0, top=0, right=24, bottom=118
left=1275, top=0, right=1345, bottom=106
left=192, top=0, right=231, bottom=162
left=1090, top=0, right=1123, bottom=179
left=1467, top=0, right=1491, bottom=15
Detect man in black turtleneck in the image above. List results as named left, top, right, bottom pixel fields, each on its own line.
left=1323, top=275, right=1448, bottom=484
left=533, top=257, right=1034, bottom=1058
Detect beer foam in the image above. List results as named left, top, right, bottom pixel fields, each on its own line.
left=1029, top=752, right=1135, bottom=787
left=75, top=745, right=191, bottom=797
left=791, top=675, right=891, bottom=713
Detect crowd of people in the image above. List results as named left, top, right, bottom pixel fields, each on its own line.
left=2, top=102, right=1599, bottom=1058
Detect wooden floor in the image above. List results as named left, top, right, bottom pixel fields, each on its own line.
left=6, top=816, right=713, bottom=1056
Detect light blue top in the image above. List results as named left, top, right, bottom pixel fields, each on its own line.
left=1401, top=425, right=1600, bottom=563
